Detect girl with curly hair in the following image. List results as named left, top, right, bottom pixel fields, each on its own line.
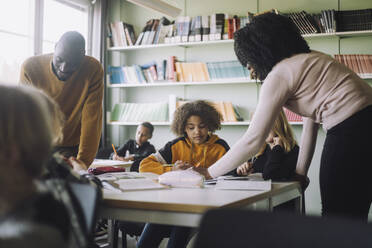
left=197, top=13, right=372, bottom=221
left=138, top=100, right=230, bottom=248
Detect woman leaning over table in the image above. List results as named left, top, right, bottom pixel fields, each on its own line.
left=193, top=13, right=372, bottom=221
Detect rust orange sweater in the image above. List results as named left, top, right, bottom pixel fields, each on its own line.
left=19, top=54, right=103, bottom=166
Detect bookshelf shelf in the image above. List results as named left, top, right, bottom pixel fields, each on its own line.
left=108, top=78, right=256, bottom=88
left=108, top=121, right=252, bottom=126
left=107, top=30, right=372, bottom=52
left=108, top=121, right=303, bottom=126
left=303, top=30, right=372, bottom=39
left=107, top=39, right=233, bottom=51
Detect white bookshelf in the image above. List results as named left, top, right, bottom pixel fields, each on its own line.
left=108, top=121, right=252, bottom=126
left=105, top=0, right=372, bottom=153
left=107, top=78, right=257, bottom=88
left=107, top=30, right=372, bottom=52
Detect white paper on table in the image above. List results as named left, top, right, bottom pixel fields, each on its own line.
left=158, top=169, right=204, bottom=188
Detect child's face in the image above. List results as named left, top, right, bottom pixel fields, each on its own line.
left=265, top=131, right=275, bottom=144
left=136, top=125, right=152, bottom=146
left=185, top=115, right=209, bottom=145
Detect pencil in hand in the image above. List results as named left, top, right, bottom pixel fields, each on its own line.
left=112, top=144, right=118, bottom=156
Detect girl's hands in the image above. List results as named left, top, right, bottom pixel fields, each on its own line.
left=236, top=162, right=253, bottom=176
left=113, top=154, right=133, bottom=162
left=269, top=136, right=283, bottom=149
left=173, top=160, right=193, bottom=170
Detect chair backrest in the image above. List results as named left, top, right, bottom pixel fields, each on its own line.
left=0, top=220, right=66, bottom=248
left=193, top=209, right=372, bottom=248
left=68, top=181, right=102, bottom=238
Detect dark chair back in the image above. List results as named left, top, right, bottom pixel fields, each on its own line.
left=193, top=209, right=372, bottom=248
left=68, top=181, right=102, bottom=241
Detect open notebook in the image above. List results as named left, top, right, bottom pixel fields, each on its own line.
left=214, top=173, right=271, bottom=191
left=99, top=172, right=168, bottom=192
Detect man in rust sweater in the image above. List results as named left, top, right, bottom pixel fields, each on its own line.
left=19, top=31, right=103, bottom=169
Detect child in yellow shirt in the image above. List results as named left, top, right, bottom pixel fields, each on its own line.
left=138, top=100, right=230, bottom=248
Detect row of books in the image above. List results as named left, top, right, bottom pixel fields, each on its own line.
left=283, top=108, right=303, bottom=123
left=108, top=13, right=254, bottom=47
left=285, top=9, right=372, bottom=35
left=334, top=54, right=372, bottom=78
left=108, top=59, right=251, bottom=84
left=173, top=98, right=244, bottom=123
left=108, top=21, right=136, bottom=47
left=110, top=102, right=168, bottom=122
left=109, top=103, right=301, bottom=124
left=110, top=95, right=244, bottom=123
left=107, top=8, right=372, bottom=47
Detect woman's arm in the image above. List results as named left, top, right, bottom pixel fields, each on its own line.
left=207, top=74, right=292, bottom=178
left=296, top=117, right=319, bottom=176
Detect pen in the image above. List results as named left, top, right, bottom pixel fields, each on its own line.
left=112, top=144, right=118, bottom=156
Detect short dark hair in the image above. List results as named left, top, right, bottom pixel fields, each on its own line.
left=171, top=100, right=222, bottom=136
left=140, top=122, right=154, bottom=135
left=234, top=13, right=310, bottom=81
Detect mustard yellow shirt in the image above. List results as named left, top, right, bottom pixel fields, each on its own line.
left=140, top=134, right=229, bottom=175
left=19, top=54, right=104, bottom=166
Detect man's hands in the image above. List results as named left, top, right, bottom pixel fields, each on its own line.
left=68, top=156, right=87, bottom=171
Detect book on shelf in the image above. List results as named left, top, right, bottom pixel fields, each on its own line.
left=108, top=57, right=251, bottom=85
left=283, top=107, right=303, bottom=122
left=168, top=96, right=244, bottom=123
left=336, top=9, right=372, bottom=32
left=107, top=8, right=372, bottom=48
left=110, top=102, right=168, bottom=122
left=334, top=54, right=372, bottom=78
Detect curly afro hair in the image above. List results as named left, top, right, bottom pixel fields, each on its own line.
left=171, top=100, right=222, bottom=136
left=234, top=12, right=310, bottom=81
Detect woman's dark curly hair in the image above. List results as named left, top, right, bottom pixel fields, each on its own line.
left=234, top=13, right=310, bottom=81
left=171, top=100, right=222, bottom=136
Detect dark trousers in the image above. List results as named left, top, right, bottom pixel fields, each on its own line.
left=320, top=105, right=372, bottom=221
left=137, top=223, right=193, bottom=248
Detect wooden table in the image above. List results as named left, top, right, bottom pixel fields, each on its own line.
left=100, top=181, right=302, bottom=247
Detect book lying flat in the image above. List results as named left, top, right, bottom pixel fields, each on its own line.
left=91, top=159, right=133, bottom=168
left=113, top=178, right=169, bottom=191
left=215, top=174, right=271, bottom=191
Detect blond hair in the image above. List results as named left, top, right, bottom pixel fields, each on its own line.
left=257, top=109, right=297, bottom=156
